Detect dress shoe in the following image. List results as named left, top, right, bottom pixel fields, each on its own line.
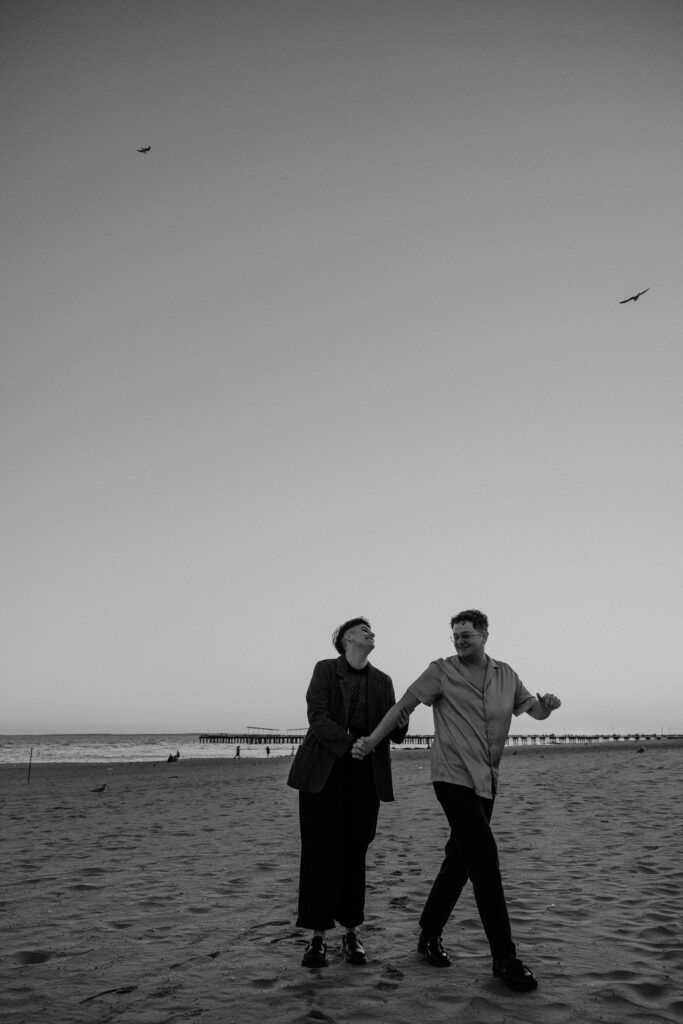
left=342, top=931, right=367, bottom=964
left=492, top=954, right=538, bottom=991
left=301, top=935, right=328, bottom=968
left=417, top=931, right=452, bottom=967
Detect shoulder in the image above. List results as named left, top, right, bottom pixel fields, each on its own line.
left=308, top=659, right=340, bottom=691
left=313, top=658, right=338, bottom=671
left=491, top=659, right=518, bottom=678
left=490, top=660, right=526, bottom=689
left=311, top=657, right=343, bottom=676
left=420, top=658, right=452, bottom=682
left=368, top=664, right=392, bottom=686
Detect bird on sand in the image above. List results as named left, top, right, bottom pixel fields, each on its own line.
left=137, top=145, right=151, bottom=154
left=91, top=784, right=106, bottom=793
left=619, top=287, right=649, bottom=304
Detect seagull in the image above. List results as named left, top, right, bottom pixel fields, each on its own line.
left=91, top=784, right=106, bottom=793
left=137, top=146, right=151, bottom=154
left=619, top=287, right=649, bottom=304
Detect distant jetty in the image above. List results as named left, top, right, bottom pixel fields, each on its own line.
left=198, top=729, right=678, bottom=748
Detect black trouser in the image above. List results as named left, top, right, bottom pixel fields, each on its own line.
left=296, top=751, right=380, bottom=931
left=419, top=782, right=516, bottom=959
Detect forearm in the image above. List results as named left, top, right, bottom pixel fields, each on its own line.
left=365, top=706, right=404, bottom=751
left=366, top=691, right=419, bottom=751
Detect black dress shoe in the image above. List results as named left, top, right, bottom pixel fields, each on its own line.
left=301, top=936, right=328, bottom=968
left=492, top=954, right=538, bottom=991
left=417, top=931, right=452, bottom=967
left=342, top=931, right=367, bottom=964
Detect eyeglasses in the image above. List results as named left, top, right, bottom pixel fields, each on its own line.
left=451, top=632, right=482, bottom=642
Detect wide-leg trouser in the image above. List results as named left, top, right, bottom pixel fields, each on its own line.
left=296, top=752, right=380, bottom=931
left=418, top=782, right=516, bottom=959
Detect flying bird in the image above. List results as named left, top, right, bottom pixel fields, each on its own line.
left=137, top=146, right=151, bottom=154
left=619, top=287, right=649, bottom=304
left=91, top=784, right=106, bottom=793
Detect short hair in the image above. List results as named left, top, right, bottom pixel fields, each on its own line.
left=332, top=616, right=371, bottom=655
left=450, top=609, right=489, bottom=633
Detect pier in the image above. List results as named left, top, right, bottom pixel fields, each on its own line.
left=197, top=733, right=432, bottom=749
left=198, top=729, right=674, bottom=747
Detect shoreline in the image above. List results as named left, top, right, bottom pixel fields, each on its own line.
left=2, top=735, right=682, bottom=775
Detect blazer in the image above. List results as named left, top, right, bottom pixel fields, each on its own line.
left=287, top=655, right=408, bottom=800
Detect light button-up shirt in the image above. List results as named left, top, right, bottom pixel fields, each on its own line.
left=409, top=655, right=535, bottom=798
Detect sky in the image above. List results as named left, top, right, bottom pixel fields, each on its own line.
left=2, top=0, right=682, bottom=738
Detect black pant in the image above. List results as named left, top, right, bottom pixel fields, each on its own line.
left=296, top=752, right=380, bottom=931
left=419, top=782, right=516, bottom=959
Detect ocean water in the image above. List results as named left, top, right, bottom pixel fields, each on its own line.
left=0, top=733, right=301, bottom=766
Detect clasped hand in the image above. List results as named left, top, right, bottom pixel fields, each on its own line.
left=351, top=737, right=370, bottom=760
left=351, top=707, right=410, bottom=759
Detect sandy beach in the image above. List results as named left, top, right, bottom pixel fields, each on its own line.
left=2, top=741, right=682, bottom=1024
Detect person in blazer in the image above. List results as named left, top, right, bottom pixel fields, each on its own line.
left=288, top=616, right=409, bottom=968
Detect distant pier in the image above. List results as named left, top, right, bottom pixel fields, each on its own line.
left=198, top=730, right=430, bottom=746
left=198, top=730, right=675, bottom=747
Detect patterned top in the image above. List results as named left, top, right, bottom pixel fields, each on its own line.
left=346, top=666, right=369, bottom=736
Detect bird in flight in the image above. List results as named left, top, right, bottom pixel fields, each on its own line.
left=619, top=287, right=649, bottom=304
left=137, top=145, right=151, bottom=154
left=91, top=784, right=106, bottom=793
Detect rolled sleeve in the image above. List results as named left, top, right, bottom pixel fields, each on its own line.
left=512, top=674, right=536, bottom=716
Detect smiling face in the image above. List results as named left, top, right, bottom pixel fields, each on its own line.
left=344, top=621, right=375, bottom=651
left=452, top=621, right=487, bottom=658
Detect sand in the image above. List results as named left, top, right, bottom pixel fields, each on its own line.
left=2, top=741, right=682, bottom=1024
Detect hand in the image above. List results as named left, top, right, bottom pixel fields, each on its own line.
left=352, top=737, right=371, bottom=760
left=536, top=692, right=561, bottom=712
left=396, top=708, right=410, bottom=729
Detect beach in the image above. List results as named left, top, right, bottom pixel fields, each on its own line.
left=2, top=741, right=682, bottom=1024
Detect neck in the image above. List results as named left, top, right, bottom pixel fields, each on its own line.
left=460, top=652, right=487, bottom=669
left=345, top=648, right=370, bottom=670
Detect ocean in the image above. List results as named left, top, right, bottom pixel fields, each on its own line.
left=1, top=731, right=662, bottom=767
left=0, top=733, right=300, bottom=766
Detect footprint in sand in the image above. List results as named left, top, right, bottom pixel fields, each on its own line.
left=389, top=895, right=408, bottom=907
left=377, top=965, right=404, bottom=991
left=14, top=950, right=52, bottom=965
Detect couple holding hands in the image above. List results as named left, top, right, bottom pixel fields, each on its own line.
left=287, top=610, right=561, bottom=992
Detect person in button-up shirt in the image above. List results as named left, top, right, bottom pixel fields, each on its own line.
left=352, top=609, right=561, bottom=993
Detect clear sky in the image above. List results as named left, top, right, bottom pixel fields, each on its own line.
left=2, top=0, right=682, bottom=737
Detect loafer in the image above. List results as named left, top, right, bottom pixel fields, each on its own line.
left=342, top=931, right=367, bottom=964
left=492, top=954, right=538, bottom=992
left=301, top=936, right=328, bottom=968
left=417, top=931, right=451, bottom=967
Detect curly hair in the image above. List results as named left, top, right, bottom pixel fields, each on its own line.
left=332, top=616, right=371, bottom=655
left=450, top=609, right=489, bottom=633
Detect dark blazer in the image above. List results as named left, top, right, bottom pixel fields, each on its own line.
left=287, top=656, right=408, bottom=801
